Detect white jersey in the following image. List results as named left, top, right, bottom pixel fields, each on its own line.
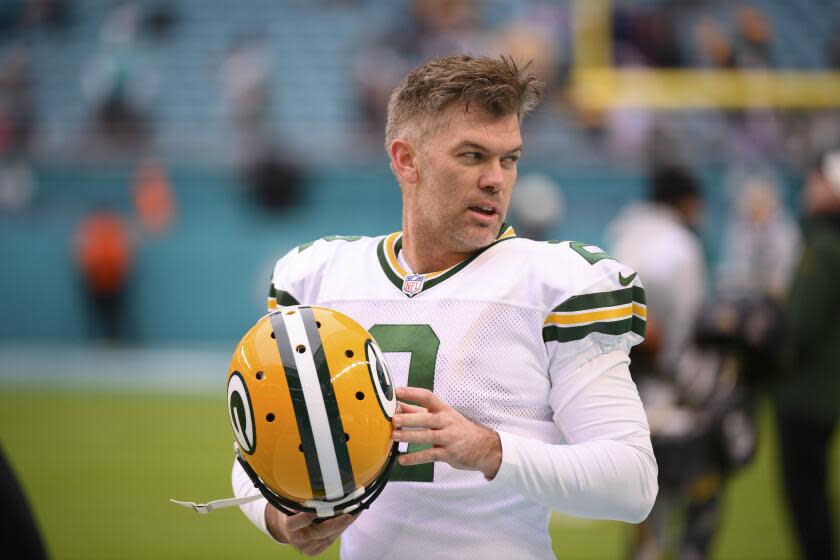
left=235, top=226, right=657, bottom=559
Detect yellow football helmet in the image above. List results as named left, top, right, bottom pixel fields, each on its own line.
left=228, top=305, right=398, bottom=518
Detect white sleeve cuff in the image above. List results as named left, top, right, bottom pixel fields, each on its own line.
left=491, top=430, right=522, bottom=486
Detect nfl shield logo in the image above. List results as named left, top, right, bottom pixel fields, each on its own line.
left=402, top=274, right=425, bottom=297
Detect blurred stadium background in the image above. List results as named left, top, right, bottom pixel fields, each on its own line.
left=0, top=0, right=838, bottom=558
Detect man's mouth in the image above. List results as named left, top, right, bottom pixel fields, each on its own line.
left=469, top=206, right=496, bottom=216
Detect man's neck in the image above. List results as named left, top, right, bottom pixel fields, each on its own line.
left=400, top=230, right=473, bottom=274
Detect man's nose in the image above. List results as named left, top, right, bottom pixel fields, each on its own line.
left=480, top=159, right=504, bottom=192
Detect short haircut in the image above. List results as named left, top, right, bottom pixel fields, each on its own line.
left=649, top=165, right=702, bottom=206
left=384, top=55, right=544, bottom=151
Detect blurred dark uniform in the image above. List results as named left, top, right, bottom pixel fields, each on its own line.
left=0, top=446, right=47, bottom=558
left=772, top=151, right=840, bottom=560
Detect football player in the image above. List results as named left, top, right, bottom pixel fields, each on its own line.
left=233, top=55, right=658, bottom=559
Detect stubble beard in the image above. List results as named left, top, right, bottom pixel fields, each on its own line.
left=415, top=172, right=500, bottom=258
left=447, top=218, right=497, bottom=253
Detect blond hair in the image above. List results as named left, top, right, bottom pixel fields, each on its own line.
left=384, top=55, right=543, bottom=150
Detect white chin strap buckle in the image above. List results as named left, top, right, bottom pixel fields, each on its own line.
left=169, top=494, right=262, bottom=514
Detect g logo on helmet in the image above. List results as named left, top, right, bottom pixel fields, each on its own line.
left=225, top=305, right=399, bottom=519
left=227, top=372, right=256, bottom=454
left=365, top=339, right=396, bottom=419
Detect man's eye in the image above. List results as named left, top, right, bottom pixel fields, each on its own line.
left=461, top=152, right=482, bottom=160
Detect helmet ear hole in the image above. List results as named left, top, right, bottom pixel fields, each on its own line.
left=345, top=349, right=354, bottom=358
left=355, top=391, right=365, bottom=400
left=266, top=413, right=275, bottom=422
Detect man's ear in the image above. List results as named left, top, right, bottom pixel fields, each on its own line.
left=390, top=138, right=420, bottom=185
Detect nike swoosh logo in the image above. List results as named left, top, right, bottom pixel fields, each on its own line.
left=618, top=272, right=637, bottom=286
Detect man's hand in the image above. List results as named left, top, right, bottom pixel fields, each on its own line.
left=391, top=386, right=502, bottom=479
left=265, top=507, right=355, bottom=556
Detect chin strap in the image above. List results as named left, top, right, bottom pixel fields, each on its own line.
left=169, top=494, right=263, bottom=514
left=171, top=441, right=399, bottom=518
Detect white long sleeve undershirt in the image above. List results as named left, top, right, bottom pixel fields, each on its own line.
left=489, top=351, right=658, bottom=523
left=232, top=349, right=657, bottom=539
left=231, top=461, right=271, bottom=538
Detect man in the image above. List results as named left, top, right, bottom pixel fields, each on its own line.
left=607, top=166, right=710, bottom=559
left=234, top=55, right=657, bottom=559
left=607, top=166, right=756, bottom=559
left=607, top=165, right=707, bottom=378
left=772, top=148, right=840, bottom=560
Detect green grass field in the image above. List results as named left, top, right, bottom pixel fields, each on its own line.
left=0, top=389, right=836, bottom=559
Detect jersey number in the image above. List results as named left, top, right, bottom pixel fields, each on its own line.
left=368, top=324, right=439, bottom=483
left=569, top=241, right=614, bottom=265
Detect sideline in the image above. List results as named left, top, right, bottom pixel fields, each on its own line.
left=0, top=344, right=231, bottom=394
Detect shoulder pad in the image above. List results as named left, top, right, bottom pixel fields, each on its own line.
left=267, top=235, right=370, bottom=310
left=540, top=240, right=646, bottom=345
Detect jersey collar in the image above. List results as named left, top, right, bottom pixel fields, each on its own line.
left=377, top=223, right=516, bottom=298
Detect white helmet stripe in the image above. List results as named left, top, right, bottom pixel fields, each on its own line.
left=282, top=310, right=345, bottom=501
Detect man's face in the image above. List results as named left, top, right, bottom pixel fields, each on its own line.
left=408, top=105, right=522, bottom=255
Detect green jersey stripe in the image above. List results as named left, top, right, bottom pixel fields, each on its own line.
left=377, top=238, right=405, bottom=293
left=375, top=224, right=518, bottom=298
left=268, top=284, right=300, bottom=307
left=542, top=316, right=646, bottom=343
left=552, top=286, right=646, bottom=313
left=276, top=290, right=300, bottom=307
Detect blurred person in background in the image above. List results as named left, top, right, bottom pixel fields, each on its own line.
left=718, top=172, right=800, bottom=303
left=710, top=171, right=799, bottom=399
left=19, top=0, right=72, bottom=31
left=218, top=35, right=271, bottom=170
left=0, top=44, right=36, bottom=213
left=0, top=44, right=35, bottom=158
left=828, top=12, right=840, bottom=69
left=732, top=4, right=774, bottom=69
left=73, top=206, right=135, bottom=342
left=608, top=165, right=757, bottom=559
left=613, top=5, right=685, bottom=69
left=133, top=157, right=175, bottom=236
left=608, top=165, right=706, bottom=377
left=80, top=1, right=158, bottom=155
left=218, top=34, right=302, bottom=211
left=693, top=16, right=736, bottom=69
left=508, top=172, right=564, bottom=241
left=771, top=148, right=840, bottom=560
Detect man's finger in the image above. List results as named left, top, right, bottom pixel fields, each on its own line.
left=393, top=412, right=444, bottom=429
left=307, top=514, right=355, bottom=540
left=396, top=401, right=427, bottom=414
left=398, top=447, right=444, bottom=466
left=284, top=512, right=318, bottom=532
left=392, top=428, right=435, bottom=445
left=396, top=387, right=445, bottom=411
